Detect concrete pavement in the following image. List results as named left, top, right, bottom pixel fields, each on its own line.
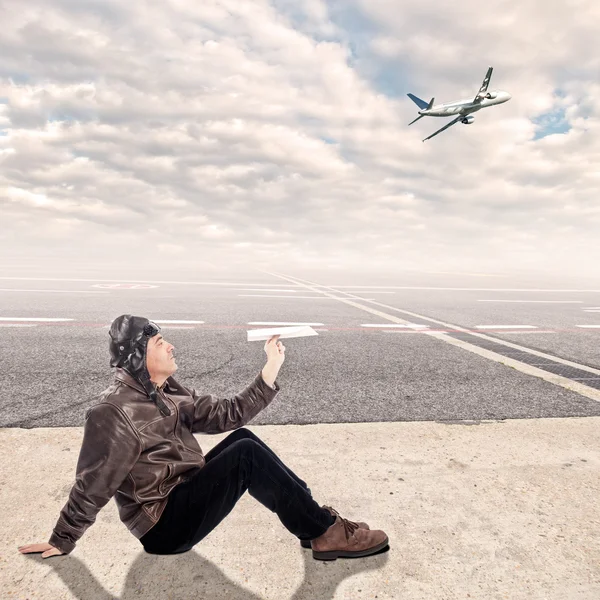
left=3, top=418, right=600, bottom=599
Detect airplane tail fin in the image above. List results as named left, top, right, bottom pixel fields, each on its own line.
left=407, top=94, right=435, bottom=111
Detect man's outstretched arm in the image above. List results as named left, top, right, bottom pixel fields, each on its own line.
left=189, top=335, right=285, bottom=434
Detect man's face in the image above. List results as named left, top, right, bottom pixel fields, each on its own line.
left=146, top=333, right=177, bottom=381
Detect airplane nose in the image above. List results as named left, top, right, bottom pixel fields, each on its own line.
left=505, top=92, right=512, bottom=101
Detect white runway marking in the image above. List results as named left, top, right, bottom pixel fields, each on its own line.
left=3, top=275, right=600, bottom=294
left=326, top=286, right=600, bottom=292
left=475, top=325, right=537, bottom=330
left=361, top=324, right=429, bottom=329
left=263, top=270, right=600, bottom=402
left=239, top=295, right=375, bottom=300
left=93, top=283, right=158, bottom=289
left=102, top=324, right=199, bottom=329
left=235, top=289, right=298, bottom=293
left=154, top=320, right=205, bottom=324
left=0, top=324, right=37, bottom=327
left=0, top=277, right=298, bottom=287
left=0, top=288, right=109, bottom=294
left=0, top=317, right=74, bottom=322
left=577, top=325, right=600, bottom=329
left=494, top=330, right=557, bottom=335
left=477, top=300, right=583, bottom=303
left=426, top=331, right=600, bottom=401
left=342, top=291, right=395, bottom=295
left=5, top=276, right=600, bottom=293
left=248, top=322, right=325, bottom=326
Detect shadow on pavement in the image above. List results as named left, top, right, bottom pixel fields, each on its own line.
left=20, top=544, right=390, bottom=599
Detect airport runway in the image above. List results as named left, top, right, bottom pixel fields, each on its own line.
left=2, top=267, right=600, bottom=429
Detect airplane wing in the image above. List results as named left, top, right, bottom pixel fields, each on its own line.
left=474, top=66, right=493, bottom=102
left=422, top=116, right=462, bottom=142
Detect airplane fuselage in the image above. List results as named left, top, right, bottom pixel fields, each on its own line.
left=419, top=91, right=511, bottom=117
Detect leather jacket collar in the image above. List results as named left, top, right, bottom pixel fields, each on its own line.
left=115, top=367, right=169, bottom=395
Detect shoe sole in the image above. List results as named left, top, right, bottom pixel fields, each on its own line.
left=301, top=530, right=371, bottom=549
left=312, top=537, right=389, bottom=560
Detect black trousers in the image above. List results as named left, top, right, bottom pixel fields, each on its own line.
left=140, top=428, right=336, bottom=554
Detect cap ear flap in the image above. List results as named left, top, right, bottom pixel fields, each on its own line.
left=128, top=343, right=146, bottom=372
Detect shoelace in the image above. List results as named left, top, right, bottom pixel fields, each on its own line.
left=323, top=506, right=359, bottom=540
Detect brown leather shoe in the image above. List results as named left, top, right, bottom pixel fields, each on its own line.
left=310, top=513, right=389, bottom=560
left=300, top=506, right=370, bottom=548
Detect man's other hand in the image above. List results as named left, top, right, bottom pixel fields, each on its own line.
left=18, top=542, right=64, bottom=558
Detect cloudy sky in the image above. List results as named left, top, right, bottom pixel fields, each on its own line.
left=1, top=0, right=598, bottom=278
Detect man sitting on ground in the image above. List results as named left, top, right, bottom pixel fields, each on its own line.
left=18, top=314, right=389, bottom=561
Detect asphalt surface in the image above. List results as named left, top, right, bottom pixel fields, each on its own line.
left=2, top=266, right=600, bottom=429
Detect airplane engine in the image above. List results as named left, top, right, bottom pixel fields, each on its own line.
left=485, top=92, right=498, bottom=99
left=461, top=115, right=475, bottom=124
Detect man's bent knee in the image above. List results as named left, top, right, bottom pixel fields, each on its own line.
left=229, top=427, right=253, bottom=440
left=229, top=437, right=261, bottom=454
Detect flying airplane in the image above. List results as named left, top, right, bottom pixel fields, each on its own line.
left=407, top=67, right=511, bottom=141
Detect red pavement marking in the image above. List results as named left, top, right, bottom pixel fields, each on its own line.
left=0, top=321, right=597, bottom=335
left=92, top=284, right=158, bottom=289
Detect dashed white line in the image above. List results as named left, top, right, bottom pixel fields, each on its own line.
left=325, top=286, right=600, bottom=292
left=262, top=270, right=600, bottom=403
left=494, top=330, right=557, bottom=335
left=153, top=320, right=205, bottom=324
left=0, top=324, right=37, bottom=327
left=576, top=325, right=600, bottom=329
left=477, top=300, right=583, bottom=303
left=361, top=324, right=429, bottom=329
left=0, top=277, right=299, bottom=287
left=0, top=317, right=74, bottom=322
left=3, top=277, right=600, bottom=293
left=248, top=322, right=325, bottom=326
left=475, top=325, right=537, bottom=330
left=0, top=288, right=109, bottom=294
left=235, top=289, right=298, bottom=293
left=341, top=291, right=395, bottom=295
left=239, top=295, right=375, bottom=300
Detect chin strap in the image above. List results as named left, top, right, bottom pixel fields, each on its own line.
left=150, top=389, right=172, bottom=417
left=138, top=370, right=172, bottom=417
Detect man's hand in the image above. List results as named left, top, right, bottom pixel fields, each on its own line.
left=264, top=335, right=285, bottom=367
left=261, top=335, right=285, bottom=388
left=18, top=542, right=64, bottom=558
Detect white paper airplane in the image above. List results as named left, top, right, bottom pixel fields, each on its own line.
left=247, top=325, right=319, bottom=342
left=407, top=66, right=511, bottom=141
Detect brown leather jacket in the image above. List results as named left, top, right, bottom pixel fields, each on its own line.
left=49, top=367, right=280, bottom=554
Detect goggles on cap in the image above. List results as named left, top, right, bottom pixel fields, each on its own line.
left=143, top=321, right=161, bottom=337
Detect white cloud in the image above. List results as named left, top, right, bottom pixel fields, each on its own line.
left=0, top=0, right=598, bottom=276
